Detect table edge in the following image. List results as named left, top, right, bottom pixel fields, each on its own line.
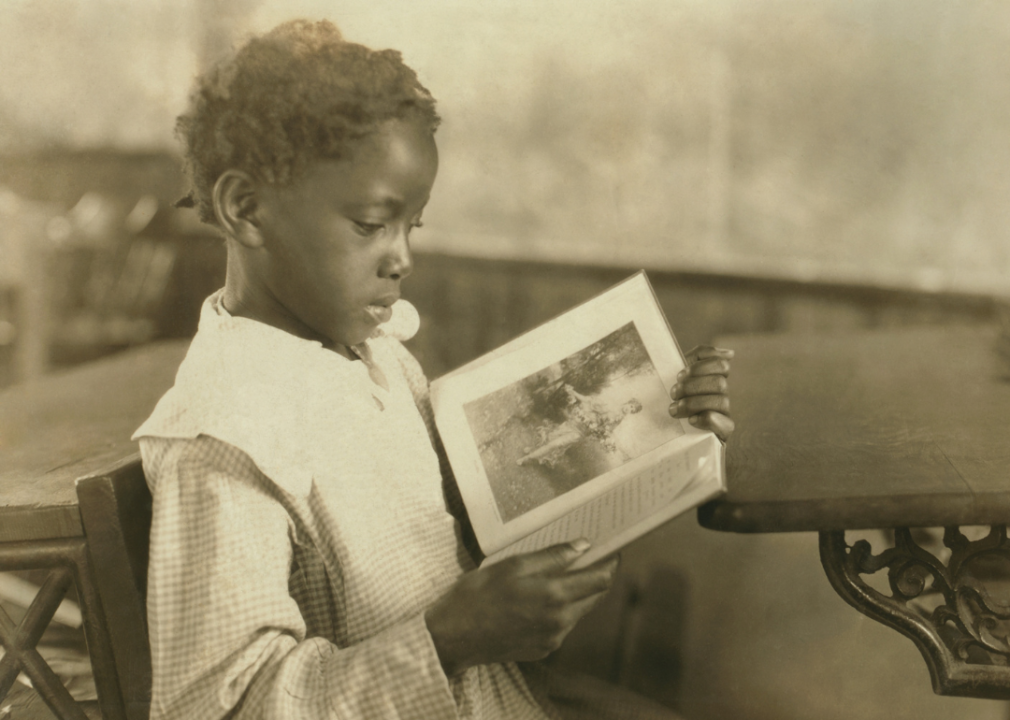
left=698, top=490, right=1010, bottom=533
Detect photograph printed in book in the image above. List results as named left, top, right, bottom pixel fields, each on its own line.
left=463, top=322, right=685, bottom=523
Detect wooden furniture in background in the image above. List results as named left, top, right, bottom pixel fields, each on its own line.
left=0, top=341, right=187, bottom=720
left=698, top=324, right=1010, bottom=698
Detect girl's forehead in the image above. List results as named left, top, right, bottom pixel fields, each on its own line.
left=296, top=121, right=438, bottom=205
left=354, top=118, right=438, bottom=172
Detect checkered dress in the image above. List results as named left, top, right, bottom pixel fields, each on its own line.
left=135, top=293, right=680, bottom=720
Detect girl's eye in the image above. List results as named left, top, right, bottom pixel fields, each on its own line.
left=353, top=221, right=384, bottom=235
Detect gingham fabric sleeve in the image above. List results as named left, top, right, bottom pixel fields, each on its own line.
left=141, top=434, right=459, bottom=720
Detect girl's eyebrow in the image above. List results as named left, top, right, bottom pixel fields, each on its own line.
left=346, top=198, right=401, bottom=213
left=349, top=195, right=430, bottom=213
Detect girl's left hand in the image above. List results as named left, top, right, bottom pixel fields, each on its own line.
left=670, top=345, right=735, bottom=442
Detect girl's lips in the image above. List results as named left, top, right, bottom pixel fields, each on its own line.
left=365, top=303, right=393, bottom=324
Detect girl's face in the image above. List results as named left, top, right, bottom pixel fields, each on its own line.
left=248, top=118, right=438, bottom=355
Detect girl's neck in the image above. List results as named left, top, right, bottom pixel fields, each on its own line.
left=221, top=255, right=356, bottom=361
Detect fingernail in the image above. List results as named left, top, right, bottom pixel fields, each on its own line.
left=571, top=538, right=591, bottom=553
left=677, top=370, right=686, bottom=380
left=689, top=415, right=699, bottom=425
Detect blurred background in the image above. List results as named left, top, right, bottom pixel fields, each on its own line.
left=1, top=1, right=1009, bottom=719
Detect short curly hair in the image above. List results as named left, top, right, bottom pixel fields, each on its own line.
left=176, top=19, right=440, bottom=224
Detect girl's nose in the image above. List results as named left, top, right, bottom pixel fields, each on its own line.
left=382, top=227, right=413, bottom=280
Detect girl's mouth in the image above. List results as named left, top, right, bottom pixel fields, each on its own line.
left=365, top=303, right=393, bottom=324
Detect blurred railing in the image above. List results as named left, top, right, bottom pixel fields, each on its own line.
left=404, top=253, right=1001, bottom=378
left=0, top=151, right=1003, bottom=388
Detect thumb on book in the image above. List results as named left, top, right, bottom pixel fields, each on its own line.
left=525, top=539, right=592, bottom=573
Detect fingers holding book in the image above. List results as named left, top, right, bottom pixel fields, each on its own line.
left=684, top=344, right=735, bottom=367
left=671, top=345, right=735, bottom=442
left=424, top=540, right=619, bottom=675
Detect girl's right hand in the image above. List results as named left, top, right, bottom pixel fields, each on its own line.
left=424, top=541, right=618, bottom=676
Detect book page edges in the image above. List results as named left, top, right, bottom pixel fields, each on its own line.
left=481, top=432, right=725, bottom=568
left=567, top=449, right=724, bottom=570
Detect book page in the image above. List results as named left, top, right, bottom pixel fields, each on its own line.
left=483, top=433, right=721, bottom=568
left=432, top=273, right=696, bottom=556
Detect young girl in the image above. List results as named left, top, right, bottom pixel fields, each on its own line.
left=135, top=19, right=734, bottom=720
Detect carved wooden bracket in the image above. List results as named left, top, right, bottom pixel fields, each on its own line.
left=820, top=526, right=1010, bottom=698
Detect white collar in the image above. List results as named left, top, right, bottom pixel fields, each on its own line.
left=133, top=290, right=421, bottom=496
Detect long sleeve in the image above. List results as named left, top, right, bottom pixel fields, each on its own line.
left=141, top=434, right=459, bottom=720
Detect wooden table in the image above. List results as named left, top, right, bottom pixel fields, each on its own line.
left=698, top=324, right=1010, bottom=699
left=0, top=341, right=188, bottom=720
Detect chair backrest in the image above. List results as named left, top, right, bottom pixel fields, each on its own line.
left=76, top=455, right=152, bottom=720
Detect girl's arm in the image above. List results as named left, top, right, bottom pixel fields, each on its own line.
left=143, top=435, right=458, bottom=720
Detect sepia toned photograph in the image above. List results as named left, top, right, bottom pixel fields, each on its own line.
left=462, top=321, right=684, bottom=522
left=1, top=2, right=1010, bottom=720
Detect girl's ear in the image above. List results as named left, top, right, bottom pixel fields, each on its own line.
left=213, top=170, right=263, bottom=248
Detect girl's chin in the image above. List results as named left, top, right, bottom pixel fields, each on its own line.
left=330, top=320, right=378, bottom=349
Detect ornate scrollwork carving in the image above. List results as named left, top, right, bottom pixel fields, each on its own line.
left=821, top=526, right=1010, bottom=698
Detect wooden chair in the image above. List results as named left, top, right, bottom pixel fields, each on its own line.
left=76, top=456, right=153, bottom=720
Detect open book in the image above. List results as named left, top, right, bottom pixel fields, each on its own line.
left=430, top=272, right=726, bottom=570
